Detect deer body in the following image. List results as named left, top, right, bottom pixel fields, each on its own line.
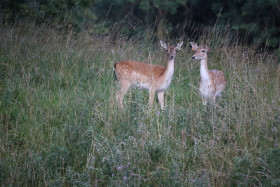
left=114, top=40, right=183, bottom=110
left=190, top=42, right=226, bottom=105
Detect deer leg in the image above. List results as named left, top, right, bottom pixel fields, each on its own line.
left=157, top=91, right=165, bottom=110
left=212, top=95, right=216, bottom=105
left=148, top=89, right=155, bottom=109
left=212, top=95, right=218, bottom=108
left=116, top=80, right=130, bottom=109
left=202, top=97, right=207, bottom=106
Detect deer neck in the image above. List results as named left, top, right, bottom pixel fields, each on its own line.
left=200, top=58, right=211, bottom=83
left=164, top=59, right=175, bottom=79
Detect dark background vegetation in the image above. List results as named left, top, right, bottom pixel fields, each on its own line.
left=1, top=0, right=280, bottom=48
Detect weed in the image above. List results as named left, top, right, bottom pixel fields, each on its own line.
left=0, top=22, right=279, bottom=186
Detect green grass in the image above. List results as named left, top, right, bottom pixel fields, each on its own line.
left=0, top=22, right=280, bottom=186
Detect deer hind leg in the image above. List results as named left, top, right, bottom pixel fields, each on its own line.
left=116, top=80, right=131, bottom=109
left=157, top=91, right=165, bottom=110
left=148, top=89, right=156, bottom=109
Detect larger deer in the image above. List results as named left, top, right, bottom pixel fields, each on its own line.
left=190, top=42, right=226, bottom=105
left=114, top=40, right=183, bottom=110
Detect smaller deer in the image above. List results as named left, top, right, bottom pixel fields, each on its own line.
left=114, top=40, right=183, bottom=110
left=190, top=42, right=226, bottom=105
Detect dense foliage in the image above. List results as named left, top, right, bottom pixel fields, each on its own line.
left=1, top=0, right=280, bottom=48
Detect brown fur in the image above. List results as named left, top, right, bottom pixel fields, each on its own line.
left=190, top=42, right=226, bottom=105
left=115, top=60, right=165, bottom=80
left=114, top=40, right=183, bottom=110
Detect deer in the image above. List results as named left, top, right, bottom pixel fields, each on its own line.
left=190, top=42, right=226, bottom=106
left=114, top=40, right=183, bottom=110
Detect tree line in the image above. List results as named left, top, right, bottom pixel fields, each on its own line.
left=1, top=0, right=279, bottom=48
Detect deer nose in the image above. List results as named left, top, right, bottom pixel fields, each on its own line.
left=192, top=55, right=195, bottom=59
left=170, top=55, right=174, bottom=59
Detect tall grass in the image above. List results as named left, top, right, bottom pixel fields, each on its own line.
left=0, top=22, right=279, bottom=186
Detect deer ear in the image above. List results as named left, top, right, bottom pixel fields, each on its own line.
left=160, top=40, right=167, bottom=49
left=190, top=42, right=198, bottom=51
left=205, top=43, right=211, bottom=52
left=176, top=41, right=183, bottom=51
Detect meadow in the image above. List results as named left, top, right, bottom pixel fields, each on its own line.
left=0, top=22, right=279, bottom=186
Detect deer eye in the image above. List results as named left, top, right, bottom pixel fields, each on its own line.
left=201, top=50, right=205, bottom=52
